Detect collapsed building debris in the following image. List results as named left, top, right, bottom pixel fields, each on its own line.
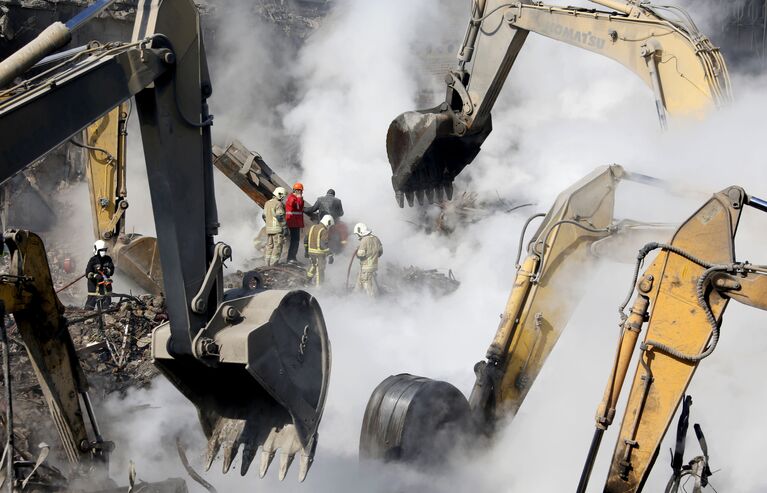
left=1, top=294, right=165, bottom=466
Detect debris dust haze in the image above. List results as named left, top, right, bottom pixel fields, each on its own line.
left=79, top=0, right=767, bottom=492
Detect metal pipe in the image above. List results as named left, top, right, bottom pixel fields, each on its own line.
left=0, top=302, right=14, bottom=492
left=576, top=428, right=604, bottom=493
left=589, top=0, right=634, bottom=15
left=458, top=0, right=488, bottom=66
left=0, top=0, right=117, bottom=88
left=747, top=195, right=767, bottom=213
left=31, top=44, right=90, bottom=70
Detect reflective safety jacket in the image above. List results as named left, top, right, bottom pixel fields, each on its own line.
left=263, top=197, right=286, bottom=234
left=285, top=193, right=305, bottom=228
left=305, top=224, right=329, bottom=255
left=356, top=234, right=383, bottom=272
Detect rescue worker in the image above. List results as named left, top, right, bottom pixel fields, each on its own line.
left=262, top=186, right=287, bottom=266
left=353, top=223, right=383, bottom=297
left=305, top=215, right=335, bottom=286
left=85, top=239, right=114, bottom=309
left=306, top=189, right=344, bottom=222
left=285, top=182, right=306, bottom=264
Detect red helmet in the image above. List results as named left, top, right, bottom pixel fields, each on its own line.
left=293, top=182, right=304, bottom=191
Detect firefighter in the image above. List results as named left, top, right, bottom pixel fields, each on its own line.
left=85, top=240, right=114, bottom=310
left=353, top=223, right=383, bottom=297
left=305, top=215, right=335, bottom=286
left=285, top=182, right=306, bottom=264
left=262, top=187, right=287, bottom=266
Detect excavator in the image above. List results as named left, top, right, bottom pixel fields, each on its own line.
left=80, top=104, right=163, bottom=295
left=359, top=164, right=676, bottom=462
left=575, top=187, right=767, bottom=492
left=386, top=0, right=732, bottom=207
left=0, top=0, right=330, bottom=483
left=0, top=229, right=186, bottom=491
left=80, top=112, right=293, bottom=295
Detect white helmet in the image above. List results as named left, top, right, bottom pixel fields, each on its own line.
left=320, top=215, right=335, bottom=228
left=274, top=187, right=287, bottom=200
left=354, top=222, right=371, bottom=237
left=93, top=240, right=107, bottom=256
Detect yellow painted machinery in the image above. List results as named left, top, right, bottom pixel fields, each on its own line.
left=386, top=0, right=732, bottom=206
left=576, top=189, right=767, bottom=492
left=80, top=104, right=163, bottom=295
left=0, top=229, right=186, bottom=491
left=359, top=165, right=675, bottom=463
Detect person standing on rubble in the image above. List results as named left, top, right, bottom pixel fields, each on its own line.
left=263, top=186, right=287, bottom=266
left=85, top=240, right=114, bottom=310
left=353, top=223, right=383, bottom=297
left=305, top=215, right=335, bottom=286
left=306, top=189, right=344, bottom=222
left=285, top=182, right=306, bottom=264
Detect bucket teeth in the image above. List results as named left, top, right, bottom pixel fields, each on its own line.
left=395, top=191, right=404, bottom=208
left=205, top=432, right=221, bottom=471
left=240, top=443, right=257, bottom=476
left=298, top=450, right=312, bottom=483
left=222, top=441, right=239, bottom=474
left=445, top=182, right=454, bottom=200
left=415, top=189, right=425, bottom=206
left=259, top=430, right=278, bottom=478
left=435, top=185, right=445, bottom=202
left=278, top=452, right=295, bottom=481
left=426, top=187, right=435, bottom=204
left=259, top=449, right=276, bottom=478
left=405, top=191, right=415, bottom=207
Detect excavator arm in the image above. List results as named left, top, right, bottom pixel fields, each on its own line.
left=577, top=187, right=767, bottom=492
left=387, top=0, right=731, bottom=206
left=360, top=165, right=674, bottom=461
left=0, top=230, right=113, bottom=486
left=0, top=0, right=330, bottom=481
left=82, top=105, right=163, bottom=294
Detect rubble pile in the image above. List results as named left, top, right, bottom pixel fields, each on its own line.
left=1, top=294, right=166, bottom=463
left=384, top=265, right=461, bottom=297
left=434, top=191, right=534, bottom=234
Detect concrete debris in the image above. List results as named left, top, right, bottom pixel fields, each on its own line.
left=384, top=265, right=460, bottom=297
left=432, top=191, right=533, bottom=235
left=0, top=294, right=165, bottom=466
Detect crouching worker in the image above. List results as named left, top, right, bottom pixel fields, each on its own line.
left=85, top=240, right=114, bottom=309
left=353, top=223, right=383, bottom=297
left=305, top=215, right=335, bottom=286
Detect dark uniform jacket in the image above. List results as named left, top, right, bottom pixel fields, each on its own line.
left=306, top=194, right=344, bottom=221
left=86, top=254, right=114, bottom=295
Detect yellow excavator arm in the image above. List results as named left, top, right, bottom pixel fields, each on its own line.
left=0, top=230, right=111, bottom=485
left=577, top=187, right=767, bottom=492
left=386, top=0, right=731, bottom=206
left=81, top=105, right=163, bottom=295
left=360, top=165, right=675, bottom=460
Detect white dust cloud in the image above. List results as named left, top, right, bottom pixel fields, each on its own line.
left=95, top=1, right=767, bottom=492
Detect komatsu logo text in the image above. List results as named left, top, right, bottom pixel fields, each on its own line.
left=541, top=22, right=606, bottom=50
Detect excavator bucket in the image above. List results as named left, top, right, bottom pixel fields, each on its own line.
left=152, top=289, right=330, bottom=481
left=386, top=107, right=491, bottom=207
left=112, top=235, right=163, bottom=295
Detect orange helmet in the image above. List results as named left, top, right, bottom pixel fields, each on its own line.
left=293, top=182, right=304, bottom=191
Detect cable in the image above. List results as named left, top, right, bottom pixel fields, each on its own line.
left=513, top=213, right=546, bottom=268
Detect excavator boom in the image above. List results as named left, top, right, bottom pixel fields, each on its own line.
left=578, top=187, right=767, bottom=492
left=83, top=105, right=163, bottom=295
left=360, top=165, right=675, bottom=461
left=387, top=0, right=730, bottom=206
